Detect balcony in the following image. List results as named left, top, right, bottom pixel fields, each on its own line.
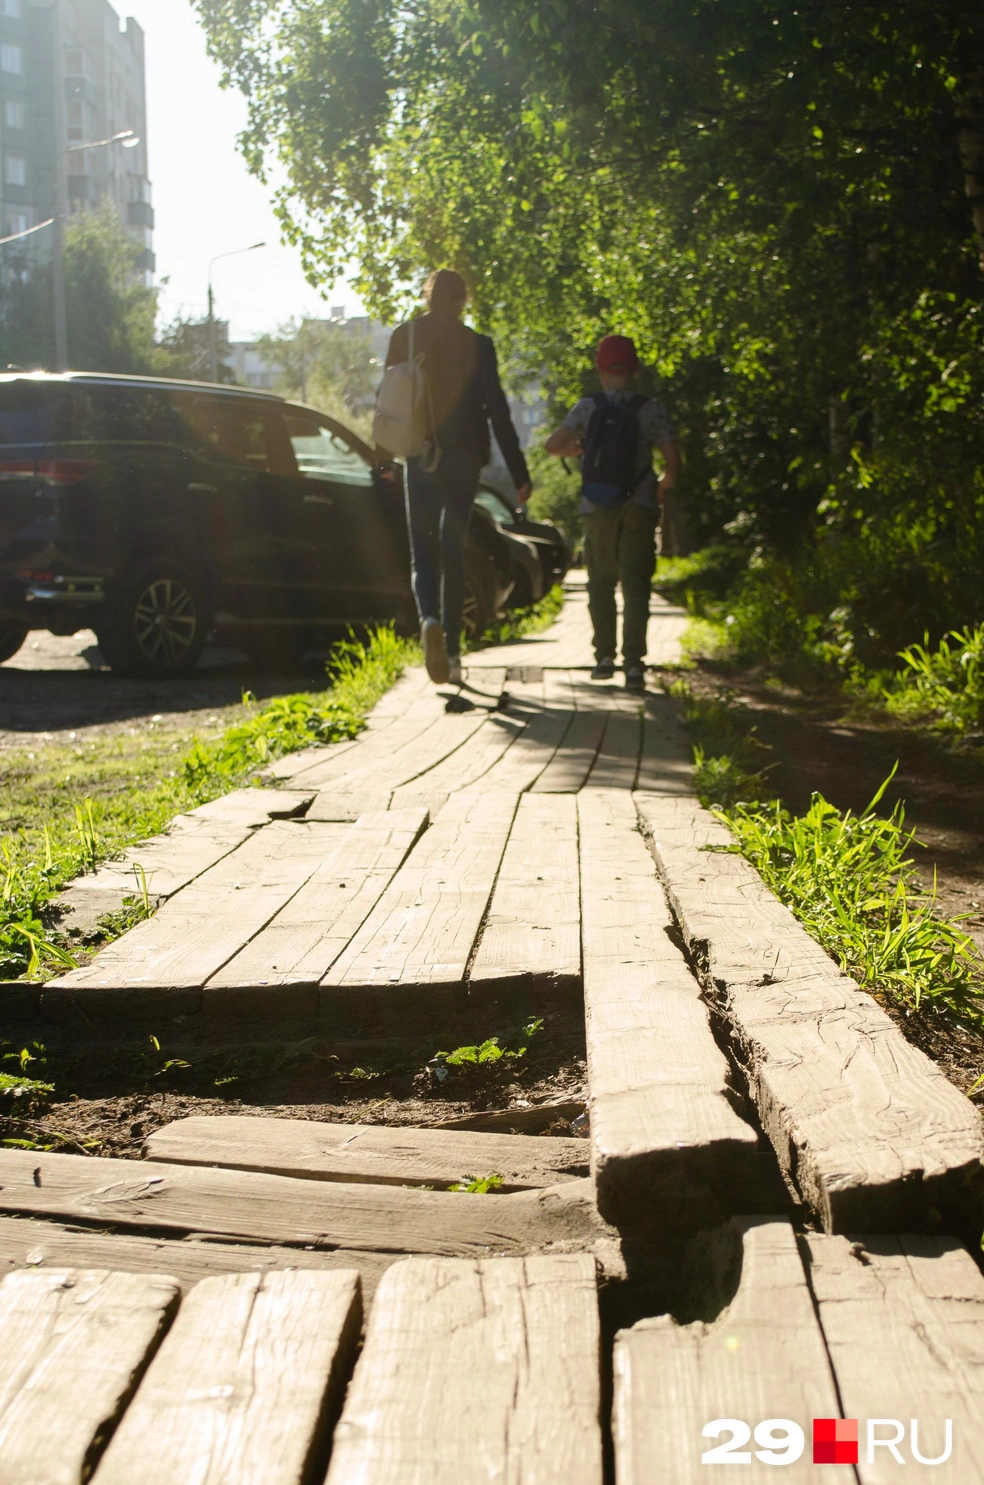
left=135, top=248, right=156, bottom=273
left=67, top=174, right=95, bottom=202
left=126, top=200, right=154, bottom=229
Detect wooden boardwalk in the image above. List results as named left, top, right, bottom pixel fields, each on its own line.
left=3, top=578, right=983, bottom=1481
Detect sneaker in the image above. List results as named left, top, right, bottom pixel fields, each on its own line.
left=448, top=656, right=463, bottom=686
left=421, top=618, right=450, bottom=684
left=591, top=657, right=615, bottom=680
left=624, top=664, right=647, bottom=692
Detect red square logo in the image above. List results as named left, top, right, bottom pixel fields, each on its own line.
left=813, top=1419, right=859, bottom=1465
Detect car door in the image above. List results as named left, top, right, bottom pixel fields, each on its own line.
left=271, top=407, right=412, bottom=622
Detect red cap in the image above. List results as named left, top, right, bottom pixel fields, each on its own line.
left=596, top=334, right=640, bottom=373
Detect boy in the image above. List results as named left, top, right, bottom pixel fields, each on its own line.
left=545, top=335, right=681, bottom=691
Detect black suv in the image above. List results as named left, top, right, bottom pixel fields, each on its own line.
left=0, top=373, right=560, bottom=675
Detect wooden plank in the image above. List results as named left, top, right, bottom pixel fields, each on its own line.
left=322, top=790, right=519, bottom=1017
left=390, top=707, right=527, bottom=816
left=91, top=1270, right=362, bottom=1485
left=44, top=821, right=347, bottom=1024
left=144, top=1115, right=589, bottom=1191
left=469, top=793, right=582, bottom=998
left=645, top=594, right=689, bottom=668
left=0, top=1215, right=395, bottom=1300
left=54, top=788, right=315, bottom=933
left=467, top=588, right=593, bottom=672
left=613, top=1220, right=852, bottom=1485
left=268, top=667, right=437, bottom=783
left=295, top=689, right=485, bottom=792
left=532, top=699, right=609, bottom=793
left=0, top=1267, right=180, bottom=1485
left=579, top=790, right=759, bottom=1230
left=436, top=1100, right=585, bottom=1133
left=804, top=1232, right=984, bottom=1483
left=586, top=708, right=641, bottom=788
left=0, top=1150, right=620, bottom=1267
left=636, top=793, right=984, bottom=1233
left=479, top=675, right=576, bottom=791
left=636, top=690, right=694, bottom=794
left=204, top=809, right=428, bottom=1025
left=325, top=1254, right=604, bottom=1485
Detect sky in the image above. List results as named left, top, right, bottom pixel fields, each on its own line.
left=120, top=0, right=364, bottom=341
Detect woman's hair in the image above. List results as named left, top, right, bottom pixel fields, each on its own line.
left=423, top=269, right=468, bottom=312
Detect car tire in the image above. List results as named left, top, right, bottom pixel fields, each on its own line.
left=463, top=542, right=498, bottom=641
left=97, top=556, right=210, bottom=677
left=0, top=627, right=28, bottom=664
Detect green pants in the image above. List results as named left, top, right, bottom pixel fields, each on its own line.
left=582, top=502, right=658, bottom=666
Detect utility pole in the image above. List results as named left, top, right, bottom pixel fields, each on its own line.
left=206, top=243, right=266, bottom=384
left=51, top=0, right=69, bottom=372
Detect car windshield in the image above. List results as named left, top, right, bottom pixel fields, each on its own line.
left=287, top=416, right=373, bottom=487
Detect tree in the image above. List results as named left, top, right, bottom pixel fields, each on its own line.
left=194, top=0, right=984, bottom=657
left=255, top=316, right=375, bottom=432
left=156, top=313, right=234, bottom=382
left=0, top=201, right=159, bottom=373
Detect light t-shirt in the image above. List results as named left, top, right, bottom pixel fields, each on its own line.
left=561, top=391, right=677, bottom=514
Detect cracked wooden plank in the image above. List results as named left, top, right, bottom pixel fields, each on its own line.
left=579, top=790, right=759, bottom=1229
left=469, top=792, right=582, bottom=999
left=636, top=691, right=694, bottom=795
left=635, top=794, right=984, bottom=1233
left=326, top=1255, right=604, bottom=1485
left=0, top=1267, right=180, bottom=1485
left=614, top=1221, right=852, bottom=1485
left=91, top=1271, right=361, bottom=1485
left=0, top=1150, right=620, bottom=1268
left=804, top=1232, right=984, bottom=1483
left=144, top=1114, right=589, bottom=1191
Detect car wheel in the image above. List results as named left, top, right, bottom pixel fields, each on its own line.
left=0, top=627, right=28, bottom=664
left=463, top=543, right=498, bottom=641
left=98, top=557, right=209, bottom=677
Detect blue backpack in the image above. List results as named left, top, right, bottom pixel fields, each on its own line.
left=581, top=393, right=649, bottom=509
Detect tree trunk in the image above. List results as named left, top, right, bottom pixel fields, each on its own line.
left=956, top=68, right=984, bottom=275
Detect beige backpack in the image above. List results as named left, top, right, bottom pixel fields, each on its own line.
left=372, top=321, right=441, bottom=470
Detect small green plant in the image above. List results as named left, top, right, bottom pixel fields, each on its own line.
left=74, top=799, right=99, bottom=872
left=468, top=586, right=565, bottom=651
left=886, top=624, right=984, bottom=735
left=450, top=1172, right=504, bottom=1193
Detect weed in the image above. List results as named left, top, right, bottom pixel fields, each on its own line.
left=885, top=624, right=984, bottom=735
left=450, top=1173, right=504, bottom=1194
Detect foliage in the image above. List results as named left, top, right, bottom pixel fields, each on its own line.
left=724, top=776, right=984, bottom=1026
left=255, top=316, right=376, bottom=427
left=525, top=448, right=582, bottom=547
left=432, top=1018, right=543, bottom=1089
left=469, top=584, right=565, bottom=651
left=1, top=202, right=159, bottom=373
left=671, top=682, right=775, bottom=809
left=450, top=1172, right=504, bottom=1194
left=155, top=313, right=234, bottom=383
left=886, top=624, right=984, bottom=736
left=192, top=0, right=984, bottom=661
left=0, top=627, right=416, bottom=980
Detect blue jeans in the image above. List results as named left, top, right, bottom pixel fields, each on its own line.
left=405, top=450, right=481, bottom=658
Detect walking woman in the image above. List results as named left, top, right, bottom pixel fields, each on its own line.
left=381, top=270, right=531, bottom=684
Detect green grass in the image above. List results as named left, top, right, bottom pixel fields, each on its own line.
left=885, top=623, right=984, bottom=736
left=0, top=626, right=418, bottom=982
left=467, top=584, right=565, bottom=651
left=674, top=682, right=984, bottom=1027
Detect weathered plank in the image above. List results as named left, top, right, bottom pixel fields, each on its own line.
left=479, top=678, right=576, bottom=791
left=0, top=1267, right=180, bottom=1485
left=645, top=594, right=690, bottom=668
left=91, top=1270, right=362, bottom=1485
left=636, top=793, right=984, bottom=1233
left=469, top=793, right=582, bottom=998
left=613, top=1220, right=852, bottom=1485
left=532, top=701, right=609, bottom=793
left=467, top=586, right=594, bottom=673
left=298, top=698, right=488, bottom=797
left=579, top=790, right=759, bottom=1229
left=636, top=690, right=694, bottom=794
left=586, top=708, right=641, bottom=789
left=144, top=1114, right=589, bottom=1191
left=0, top=1215, right=395, bottom=1299
left=326, top=1254, right=604, bottom=1485
left=804, top=1232, right=984, bottom=1483
left=0, top=1150, right=620, bottom=1267
left=273, top=667, right=443, bottom=786
left=54, top=788, right=315, bottom=935
left=204, top=809, right=428, bottom=1025
left=391, top=706, right=526, bottom=815
left=321, top=790, right=519, bottom=1016
left=436, top=1100, right=586, bottom=1133
left=44, top=821, right=347, bottom=1024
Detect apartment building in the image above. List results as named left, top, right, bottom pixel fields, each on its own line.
left=0, top=0, right=152, bottom=275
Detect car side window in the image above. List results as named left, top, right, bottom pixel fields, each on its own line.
left=177, top=395, right=276, bottom=472
left=285, top=414, right=373, bottom=488
left=474, top=488, right=515, bottom=524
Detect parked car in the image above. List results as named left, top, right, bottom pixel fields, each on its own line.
left=0, top=372, right=563, bottom=676
left=476, top=462, right=572, bottom=600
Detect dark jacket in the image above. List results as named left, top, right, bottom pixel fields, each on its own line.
left=385, top=313, right=530, bottom=488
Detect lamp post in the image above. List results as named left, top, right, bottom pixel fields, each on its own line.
left=207, top=243, right=266, bottom=383
left=52, top=129, right=140, bottom=372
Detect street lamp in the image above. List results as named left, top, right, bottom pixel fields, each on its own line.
left=207, top=243, right=266, bottom=383
left=52, top=130, right=141, bottom=372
